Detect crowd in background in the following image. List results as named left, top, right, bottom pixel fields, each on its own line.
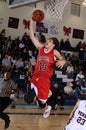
left=0, top=29, right=86, bottom=107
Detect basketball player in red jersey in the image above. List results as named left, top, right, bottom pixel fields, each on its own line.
left=25, top=18, right=66, bottom=112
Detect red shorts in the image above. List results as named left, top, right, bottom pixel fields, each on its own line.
left=30, top=75, right=50, bottom=100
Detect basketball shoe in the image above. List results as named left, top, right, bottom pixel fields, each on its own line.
left=43, top=105, right=52, bottom=118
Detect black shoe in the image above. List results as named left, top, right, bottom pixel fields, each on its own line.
left=60, top=106, right=64, bottom=110
left=11, top=104, right=16, bottom=109
left=4, top=120, right=10, bottom=129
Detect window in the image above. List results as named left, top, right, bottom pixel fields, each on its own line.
left=71, top=3, right=80, bottom=17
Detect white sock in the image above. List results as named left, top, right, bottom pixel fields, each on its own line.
left=46, top=105, right=52, bottom=112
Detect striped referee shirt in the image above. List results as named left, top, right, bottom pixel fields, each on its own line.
left=0, top=78, right=17, bottom=97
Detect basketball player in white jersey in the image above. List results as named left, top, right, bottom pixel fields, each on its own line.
left=64, top=100, right=86, bottom=130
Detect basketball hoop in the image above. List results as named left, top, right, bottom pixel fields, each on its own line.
left=45, top=0, right=69, bottom=22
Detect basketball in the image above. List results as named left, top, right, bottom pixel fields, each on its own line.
left=32, top=10, right=44, bottom=22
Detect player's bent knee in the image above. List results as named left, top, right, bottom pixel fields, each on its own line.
left=38, top=100, right=46, bottom=108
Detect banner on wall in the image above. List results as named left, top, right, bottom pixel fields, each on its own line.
left=63, top=26, right=71, bottom=36
left=23, top=19, right=30, bottom=29
left=72, top=29, right=84, bottom=39
left=49, top=25, right=58, bottom=35
left=8, top=17, right=19, bottom=29
left=36, top=22, right=48, bottom=33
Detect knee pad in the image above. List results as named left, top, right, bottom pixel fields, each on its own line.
left=24, top=83, right=36, bottom=104
left=38, top=100, right=46, bottom=108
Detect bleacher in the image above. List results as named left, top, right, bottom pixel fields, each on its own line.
left=52, top=70, right=86, bottom=106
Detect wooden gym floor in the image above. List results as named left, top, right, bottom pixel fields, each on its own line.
left=0, top=92, right=73, bottom=130
left=0, top=105, right=73, bottom=130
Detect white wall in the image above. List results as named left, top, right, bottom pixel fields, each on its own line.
left=0, top=1, right=86, bottom=47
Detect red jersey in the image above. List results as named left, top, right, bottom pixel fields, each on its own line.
left=33, top=47, right=55, bottom=78
left=30, top=47, right=55, bottom=100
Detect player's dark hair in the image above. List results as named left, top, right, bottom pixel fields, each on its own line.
left=49, top=37, right=59, bottom=50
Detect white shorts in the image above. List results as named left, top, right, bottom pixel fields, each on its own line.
left=31, top=83, right=47, bottom=103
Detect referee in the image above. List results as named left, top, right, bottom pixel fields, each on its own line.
left=0, top=70, right=18, bottom=129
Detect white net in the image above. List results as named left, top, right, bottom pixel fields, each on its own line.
left=45, top=0, right=69, bottom=22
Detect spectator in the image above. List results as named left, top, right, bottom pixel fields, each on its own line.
left=78, top=42, right=84, bottom=61
left=25, top=60, right=33, bottom=77
left=2, top=54, right=12, bottom=71
left=83, top=47, right=86, bottom=73
left=11, top=45, right=19, bottom=59
left=0, top=29, right=6, bottom=38
left=15, top=57, right=24, bottom=70
left=64, top=82, right=73, bottom=94
left=6, top=36, right=12, bottom=52
left=75, top=78, right=86, bottom=95
left=75, top=70, right=85, bottom=82
left=64, top=82, right=80, bottom=100
left=22, top=48, right=29, bottom=62
left=66, top=63, right=74, bottom=78
left=19, top=41, right=25, bottom=50
left=60, top=38, right=65, bottom=50
left=22, top=32, right=29, bottom=42
left=62, top=56, right=71, bottom=74
left=64, top=38, right=72, bottom=51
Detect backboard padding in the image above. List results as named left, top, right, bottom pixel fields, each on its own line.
left=8, top=0, right=47, bottom=8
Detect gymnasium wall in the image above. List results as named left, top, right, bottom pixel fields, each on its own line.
left=0, top=1, right=86, bottom=47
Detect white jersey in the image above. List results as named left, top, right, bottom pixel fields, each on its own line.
left=65, top=100, right=86, bottom=130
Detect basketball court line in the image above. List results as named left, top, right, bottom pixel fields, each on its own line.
left=6, top=112, right=70, bottom=116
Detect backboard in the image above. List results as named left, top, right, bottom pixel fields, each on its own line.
left=7, top=0, right=47, bottom=8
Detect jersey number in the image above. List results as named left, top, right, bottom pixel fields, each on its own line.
left=39, top=62, right=46, bottom=70
left=77, top=116, right=86, bottom=125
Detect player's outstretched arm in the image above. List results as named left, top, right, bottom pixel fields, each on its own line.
left=67, top=99, right=80, bottom=124
left=29, top=18, right=43, bottom=49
